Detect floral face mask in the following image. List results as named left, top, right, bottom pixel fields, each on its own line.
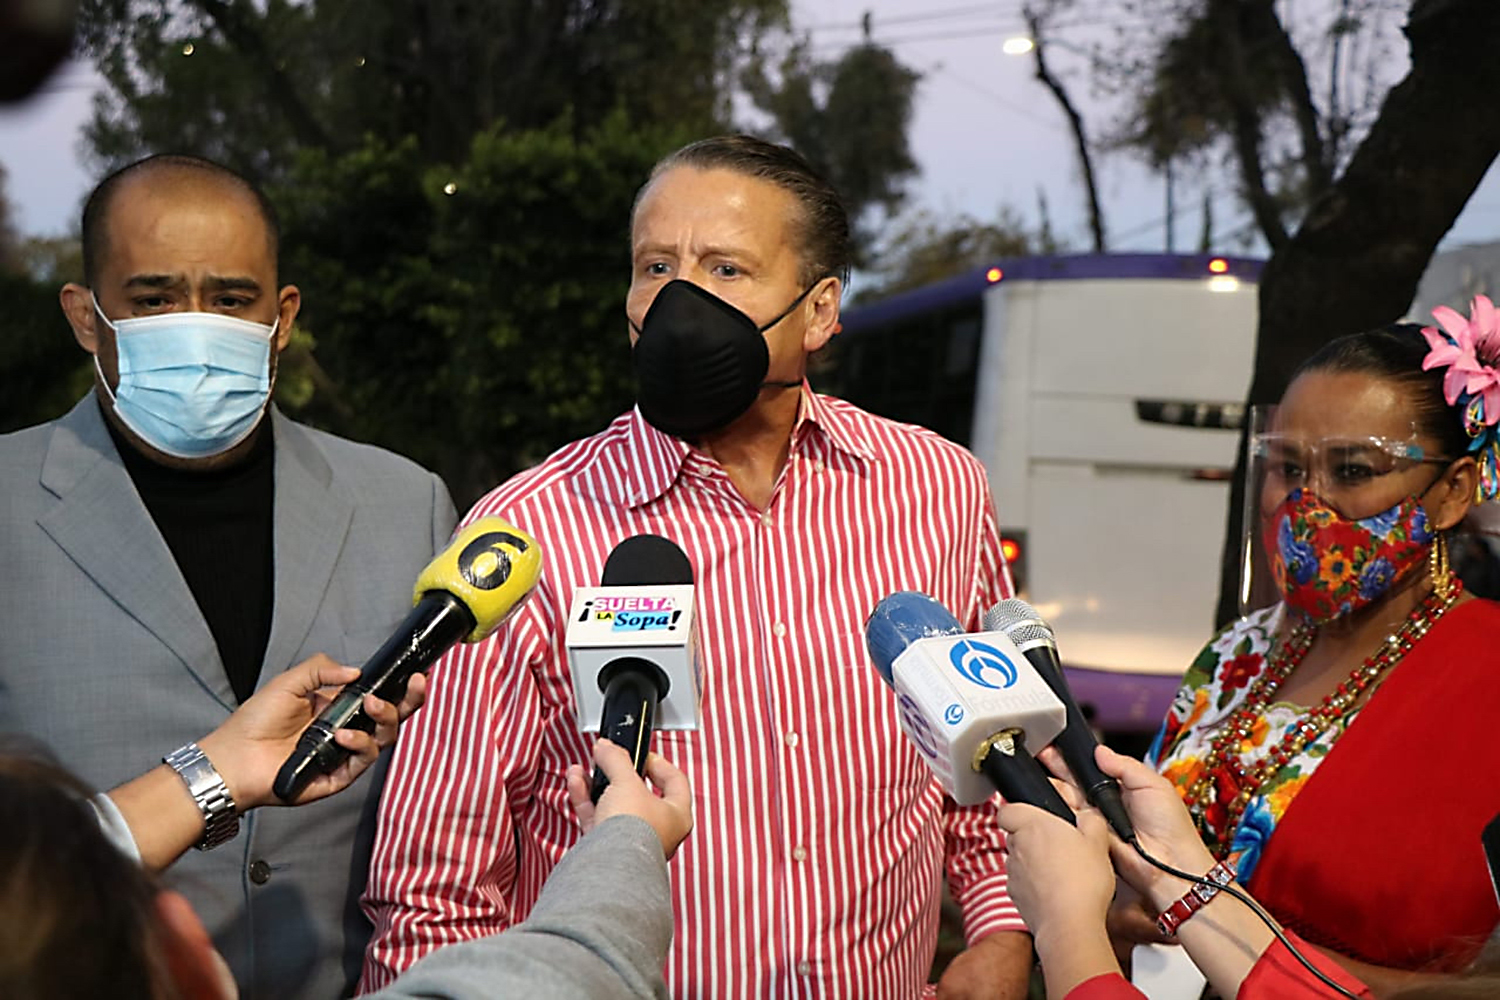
left=1262, top=487, right=1435, bottom=623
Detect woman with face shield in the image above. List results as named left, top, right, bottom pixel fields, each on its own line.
left=1126, top=301, right=1500, bottom=992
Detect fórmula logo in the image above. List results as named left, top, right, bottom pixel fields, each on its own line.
left=898, top=692, right=940, bottom=758
left=574, top=595, right=683, bottom=632
left=948, top=639, right=1018, bottom=690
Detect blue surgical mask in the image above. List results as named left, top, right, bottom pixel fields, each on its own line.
left=93, top=296, right=278, bottom=459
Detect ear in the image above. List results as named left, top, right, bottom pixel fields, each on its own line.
left=60, top=283, right=101, bottom=354
left=154, top=890, right=238, bottom=999
left=1430, top=455, right=1479, bottom=532
left=274, top=285, right=300, bottom=353
left=802, top=276, right=843, bottom=354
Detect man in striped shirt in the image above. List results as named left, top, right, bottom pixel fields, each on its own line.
left=360, top=135, right=1033, bottom=998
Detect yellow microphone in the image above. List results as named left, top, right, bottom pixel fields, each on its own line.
left=273, top=517, right=541, bottom=802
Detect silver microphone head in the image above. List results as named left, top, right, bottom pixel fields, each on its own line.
left=983, top=597, right=1056, bottom=651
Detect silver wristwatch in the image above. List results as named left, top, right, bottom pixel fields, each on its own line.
left=162, top=742, right=241, bottom=851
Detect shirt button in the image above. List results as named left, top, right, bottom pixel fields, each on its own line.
left=772, top=621, right=787, bottom=638
left=759, top=513, right=773, bottom=528
left=248, top=859, right=272, bottom=885
left=792, top=845, right=808, bottom=862
left=814, top=459, right=825, bottom=473
left=784, top=731, right=800, bottom=748
left=796, top=961, right=813, bottom=976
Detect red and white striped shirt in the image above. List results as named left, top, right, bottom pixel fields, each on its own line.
left=360, top=390, right=1025, bottom=997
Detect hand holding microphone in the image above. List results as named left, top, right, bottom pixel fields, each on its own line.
left=565, top=739, right=695, bottom=860
left=204, top=654, right=426, bottom=812
left=864, top=590, right=1074, bottom=823
left=272, top=517, right=542, bottom=803
left=995, top=769, right=1116, bottom=954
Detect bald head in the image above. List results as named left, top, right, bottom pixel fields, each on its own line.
left=81, top=155, right=280, bottom=287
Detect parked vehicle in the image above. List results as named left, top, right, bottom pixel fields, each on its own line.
left=828, top=254, right=1263, bottom=733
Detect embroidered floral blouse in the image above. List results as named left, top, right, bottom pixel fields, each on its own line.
left=1147, top=603, right=1355, bottom=883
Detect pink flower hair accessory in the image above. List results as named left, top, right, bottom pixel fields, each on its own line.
left=1422, top=294, right=1500, bottom=502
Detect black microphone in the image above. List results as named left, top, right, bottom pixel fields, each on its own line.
left=586, top=535, right=694, bottom=803
left=983, top=598, right=1136, bottom=841
left=272, top=518, right=542, bottom=803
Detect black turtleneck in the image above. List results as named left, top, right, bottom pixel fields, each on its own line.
left=107, top=409, right=275, bottom=704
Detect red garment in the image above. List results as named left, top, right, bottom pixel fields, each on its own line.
left=1246, top=598, right=1500, bottom=972
left=360, top=392, right=1022, bottom=996
left=1062, top=972, right=1142, bottom=999
left=1062, top=932, right=1372, bottom=999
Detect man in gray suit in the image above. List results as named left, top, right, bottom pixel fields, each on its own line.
left=0, top=154, right=457, bottom=999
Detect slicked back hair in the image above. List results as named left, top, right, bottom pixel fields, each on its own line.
left=638, top=134, right=852, bottom=287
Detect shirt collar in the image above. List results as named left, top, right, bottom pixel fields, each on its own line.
left=794, top=384, right=877, bottom=463
left=616, top=383, right=876, bottom=509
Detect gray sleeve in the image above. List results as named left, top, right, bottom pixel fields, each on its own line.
left=431, top=472, right=459, bottom=552
left=364, top=815, right=672, bottom=1000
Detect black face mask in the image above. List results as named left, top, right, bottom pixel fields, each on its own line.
left=629, top=279, right=815, bottom=439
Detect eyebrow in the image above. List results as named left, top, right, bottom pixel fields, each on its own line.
left=122, top=274, right=263, bottom=293
left=700, top=244, right=764, bottom=268
left=123, top=274, right=185, bottom=290
left=206, top=276, right=263, bottom=293
left=630, top=241, right=766, bottom=269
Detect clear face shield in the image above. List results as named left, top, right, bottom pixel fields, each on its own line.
left=1237, top=404, right=1449, bottom=620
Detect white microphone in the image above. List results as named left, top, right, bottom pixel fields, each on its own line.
left=566, top=536, right=703, bottom=800
left=864, top=590, right=1074, bottom=822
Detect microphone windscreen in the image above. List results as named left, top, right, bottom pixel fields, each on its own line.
left=412, top=517, right=543, bottom=641
left=864, top=591, right=965, bottom=686
left=983, top=597, right=1055, bottom=648
left=601, top=534, right=693, bottom=586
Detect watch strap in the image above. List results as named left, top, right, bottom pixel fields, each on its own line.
left=162, top=742, right=240, bottom=851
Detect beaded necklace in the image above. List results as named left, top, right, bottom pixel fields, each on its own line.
left=1184, top=579, right=1464, bottom=854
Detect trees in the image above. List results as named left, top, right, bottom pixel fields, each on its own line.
left=1107, top=0, right=1409, bottom=251
left=67, top=0, right=932, bottom=503
left=0, top=169, right=90, bottom=435
left=1030, top=0, right=1500, bottom=621
left=852, top=207, right=1041, bottom=303
left=67, top=0, right=925, bottom=502
left=0, top=165, right=19, bottom=274
left=272, top=114, right=687, bottom=500
left=77, top=0, right=788, bottom=180
left=744, top=35, right=921, bottom=265
left=0, top=270, right=92, bottom=434
left=1209, top=0, right=1500, bottom=621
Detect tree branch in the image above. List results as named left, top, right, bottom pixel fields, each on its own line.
left=1025, top=7, right=1107, bottom=252
left=1216, top=0, right=1500, bottom=623
left=1208, top=0, right=1289, bottom=249
left=1253, top=0, right=1333, bottom=194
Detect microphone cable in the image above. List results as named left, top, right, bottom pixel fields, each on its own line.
left=1126, top=837, right=1364, bottom=1000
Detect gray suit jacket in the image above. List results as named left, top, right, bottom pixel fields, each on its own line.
left=367, top=816, right=671, bottom=1000
left=0, top=396, right=456, bottom=999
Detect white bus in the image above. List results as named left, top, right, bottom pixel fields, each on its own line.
left=830, top=253, right=1262, bottom=734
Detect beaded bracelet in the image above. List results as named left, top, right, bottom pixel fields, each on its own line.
left=1156, top=860, right=1236, bottom=937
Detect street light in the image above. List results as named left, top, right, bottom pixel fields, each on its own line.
left=1002, top=36, right=1035, bottom=56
